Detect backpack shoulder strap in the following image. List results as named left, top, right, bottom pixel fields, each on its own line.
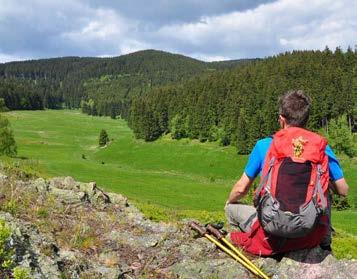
left=313, top=164, right=328, bottom=212
left=254, top=157, right=275, bottom=206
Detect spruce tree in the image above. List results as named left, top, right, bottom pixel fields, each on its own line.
left=236, top=109, right=249, bottom=154
left=0, top=114, right=17, bottom=156
left=170, top=114, right=188, bottom=139
left=327, top=114, right=355, bottom=157
left=99, top=129, right=109, bottom=147
left=0, top=98, right=8, bottom=112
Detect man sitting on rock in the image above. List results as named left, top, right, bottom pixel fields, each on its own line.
left=225, top=90, right=349, bottom=255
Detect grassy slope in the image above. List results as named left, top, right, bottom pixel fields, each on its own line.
left=4, top=110, right=357, bottom=258
left=5, top=110, right=245, bottom=211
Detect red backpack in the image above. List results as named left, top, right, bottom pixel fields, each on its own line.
left=230, top=127, right=330, bottom=256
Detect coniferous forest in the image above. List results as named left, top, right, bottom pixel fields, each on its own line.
left=0, top=50, right=231, bottom=112
left=129, top=48, right=357, bottom=153
left=0, top=48, right=356, bottom=154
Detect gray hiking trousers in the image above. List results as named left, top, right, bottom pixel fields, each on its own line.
left=225, top=203, right=257, bottom=232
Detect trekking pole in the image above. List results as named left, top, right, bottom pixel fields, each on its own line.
left=206, top=224, right=270, bottom=279
left=188, top=221, right=265, bottom=278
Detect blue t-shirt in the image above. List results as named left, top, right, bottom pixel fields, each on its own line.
left=244, top=137, right=344, bottom=181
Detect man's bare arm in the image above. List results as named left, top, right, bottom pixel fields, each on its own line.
left=330, top=178, right=349, bottom=197
left=227, top=173, right=255, bottom=203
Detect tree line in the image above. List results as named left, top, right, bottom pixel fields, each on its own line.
left=1, top=48, right=355, bottom=155
left=129, top=47, right=357, bottom=154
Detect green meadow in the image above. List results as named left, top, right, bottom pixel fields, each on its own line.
left=3, top=110, right=357, bottom=258
left=5, top=110, right=244, bottom=211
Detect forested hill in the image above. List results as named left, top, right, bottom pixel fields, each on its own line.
left=129, top=48, right=357, bottom=154
left=0, top=50, right=208, bottom=82
left=0, top=49, right=248, bottom=113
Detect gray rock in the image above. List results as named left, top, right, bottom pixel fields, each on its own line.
left=49, top=187, right=84, bottom=204
left=179, top=238, right=216, bottom=260
left=0, top=172, right=8, bottom=184
left=33, top=178, right=49, bottom=192
left=170, top=259, right=249, bottom=279
left=0, top=174, right=356, bottom=279
left=91, top=266, right=121, bottom=279
left=59, top=250, right=80, bottom=262
left=107, top=192, right=128, bottom=207
left=49, top=176, right=78, bottom=190
left=272, top=249, right=357, bottom=279
left=0, top=212, right=61, bottom=279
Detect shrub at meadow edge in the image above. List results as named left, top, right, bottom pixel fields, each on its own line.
left=0, top=114, right=17, bottom=157
left=98, top=129, right=109, bottom=147
left=326, top=114, right=355, bottom=158
left=323, top=114, right=355, bottom=210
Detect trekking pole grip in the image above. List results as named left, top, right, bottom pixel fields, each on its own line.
left=189, top=221, right=207, bottom=236
left=206, top=224, right=224, bottom=239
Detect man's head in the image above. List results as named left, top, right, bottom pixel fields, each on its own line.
left=278, top=90, right=311, bottom=128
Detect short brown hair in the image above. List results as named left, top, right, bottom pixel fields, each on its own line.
left=278, top=90, right=311, bottom=127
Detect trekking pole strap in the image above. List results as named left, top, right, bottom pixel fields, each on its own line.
left=189, top=221, right=207, bottom=236
left=206, top=224, right=224, bottom=240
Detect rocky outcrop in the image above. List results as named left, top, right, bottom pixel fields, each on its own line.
left=0, top=174, right=356, bottom=278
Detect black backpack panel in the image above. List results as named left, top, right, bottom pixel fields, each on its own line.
left=275, top=157, right=312, bottom=213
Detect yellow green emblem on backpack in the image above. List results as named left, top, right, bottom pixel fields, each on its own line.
left=292, top=136, right=308, bottom=158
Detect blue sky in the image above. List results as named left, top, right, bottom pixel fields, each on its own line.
left=0, top=0, right=356, bottom=62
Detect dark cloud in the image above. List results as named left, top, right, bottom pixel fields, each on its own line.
left=0, top=0, right=93, bottom=57
left=147, top=0, right=357, bottom=60
left=86, top=0, right=274, bottom=26
left=0, top=0, right=356, bottom=62
left=0, top=0, right=272, bottom=61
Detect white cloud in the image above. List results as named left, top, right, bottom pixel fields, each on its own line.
left=61, top=8, right=135, bottom=42
left=119, top=39, right=152, bottom=55
left=153, top=0, right=357, bottom=58
left=0, top=0, right=139, bottom=58
left=0, top=53, right=28, bottom=63
left=190, top=53, right=232, bottom=62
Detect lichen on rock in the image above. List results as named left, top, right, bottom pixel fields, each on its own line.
left=0, top=173, right=356, bottom=278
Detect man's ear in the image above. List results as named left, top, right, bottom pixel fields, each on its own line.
left=279, top=115, right=288, bottom=128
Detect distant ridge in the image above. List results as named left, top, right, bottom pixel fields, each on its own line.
left=0, top=49, right=254, bottom=83
left=0, top=49, right=253, bottom=67
left=0, top=49, right=254, bottom=110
